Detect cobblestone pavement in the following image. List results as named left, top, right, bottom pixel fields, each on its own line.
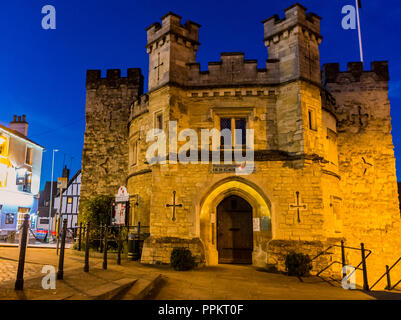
left=0, top=259, right=43, bottom=283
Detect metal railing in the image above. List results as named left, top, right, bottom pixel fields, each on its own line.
left=67, top=222, right=149, bottom=254
left=370, top=256, right=401, bottom=291
left=67, top=222, right=150, bottom=272
left=311, top=240, right=372, bottom=291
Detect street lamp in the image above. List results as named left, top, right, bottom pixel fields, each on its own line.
left=47, top=148, right=59, bottom=243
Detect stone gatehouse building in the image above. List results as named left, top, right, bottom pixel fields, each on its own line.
left=80, top=3, right=401, bottom=286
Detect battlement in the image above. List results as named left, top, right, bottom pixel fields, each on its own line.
left=186, top=52, right=279, bottom=87
left=86, top=68, right=144, bottom=91
left=131, top=94, right=149, bottom=120
left=146, top=12, right=200, bottom=50
left=263, top=3, right=321, bottom=43
left=322, top=61, right=389, bottom=85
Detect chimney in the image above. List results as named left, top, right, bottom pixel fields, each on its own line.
left=9, top=114, right=28, bottom=136
left=62, top=165, right=70, bottom=181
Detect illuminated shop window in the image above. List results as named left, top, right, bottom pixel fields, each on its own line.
left=16, top=208, right=30, bottom=230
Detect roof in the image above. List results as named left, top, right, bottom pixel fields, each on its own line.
left=0, top=123, right=44, bottom=149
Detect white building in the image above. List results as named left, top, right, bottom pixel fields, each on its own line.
left=0, top=115, right=44, bottom=236
left=53, top=170, right=81, bottom=229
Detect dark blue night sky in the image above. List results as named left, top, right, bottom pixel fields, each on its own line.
left=0, top=0, right=400, bottom=189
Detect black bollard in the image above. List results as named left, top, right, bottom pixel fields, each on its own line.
left=15, top=214, right=30, bottom=290
left=78, top=222, right=82, bottom=251
left=117, top=225, right=122, bottom=265
left=57, top=219, right=68, bottom=280
left=84, top=222, right=90, bottom=272
left=103, top=226, right=108, bottom=270
left=361, top=243, right=369, bottom=291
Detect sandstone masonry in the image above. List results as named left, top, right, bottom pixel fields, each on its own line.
left=80, top=3, right=401, bottom=288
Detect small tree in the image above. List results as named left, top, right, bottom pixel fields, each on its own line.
left=79, top=195, right=114, bottom=249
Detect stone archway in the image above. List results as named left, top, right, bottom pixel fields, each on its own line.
left=199, top=178, right=272, bottom=266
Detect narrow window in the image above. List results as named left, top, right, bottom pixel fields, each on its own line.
left=131, top=141, right=138, bottom=166
left=235, top=118, right=247, bottom=146
left=24, top=172, right=32, bottom=192
left=25, top=147, right=33, bottom=165
left=308, top=109, right=317, bottom=131
left=220, top=118, right=232, bottom=147
left=156, top=113, right=163, bottom=130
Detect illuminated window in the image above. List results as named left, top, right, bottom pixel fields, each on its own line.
left=16, top=208, right=30, bottom=230
left=25, top=147, right=33, bottom=165
left=67, top=197, right=73, bottom=204
left=0, top=164, right=8, bottom=188
left=16, top=169, right=32, bottom=193
left=220, top=117, right=247, bottom=148
left=5, top=213, right=15, bottom=225
left=25, top=172, right=32, bottom=192
left=0, top=135, right=8, bottom=156
left=16, top=168, right=27, bottom=185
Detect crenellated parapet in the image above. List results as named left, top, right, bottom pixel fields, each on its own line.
left=186, top=52, right=280, bottom=87
left=86, top=68, right=144, bottom=91
left=146, top=12, right=200, bottom=53
left=131, top=94, right=149, bottom=120
left=263, top=3, right=322, bottom=44
left=262, top=3, right=322, bottom=85
left=145, top=12, right=200, bottom=91
left=322, top=61, right=390, bottom=86
left=323, top=61, right=391, bottom=135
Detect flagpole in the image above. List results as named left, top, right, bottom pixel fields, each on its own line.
left=355, top=0, right=364, bottom=63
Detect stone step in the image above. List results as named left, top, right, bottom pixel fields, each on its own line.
left=65, top=278, right=137, bottom=300
left=115, top=274, right=164, bottom=300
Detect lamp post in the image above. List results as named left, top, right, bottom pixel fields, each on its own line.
left=47, top=148, right=59, bottom=243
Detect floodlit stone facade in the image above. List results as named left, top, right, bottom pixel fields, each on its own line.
left=81, top=3, right=401, bottom=288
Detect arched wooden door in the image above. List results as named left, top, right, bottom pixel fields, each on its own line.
left=217, top=195, right=253, bottom=264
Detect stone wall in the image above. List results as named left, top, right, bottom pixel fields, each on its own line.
left=141, top=236, right=205, bottom=266
left=324, top=61, right=401, bottom=287
left=80, top=69, right=143, bottom=204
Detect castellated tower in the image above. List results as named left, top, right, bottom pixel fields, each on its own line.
left=146, top=12, right=200, bottom=91
left=263, top=3, right=322, bottom=85
left=322, top=62, right=401, bottom=283
left=80, top=69, right=143, bottom=203
left=262, top=3, right=324, bottom=156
